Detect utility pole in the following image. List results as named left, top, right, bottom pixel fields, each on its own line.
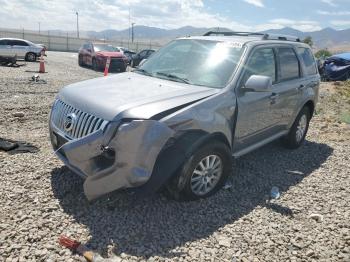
left=131, top=22, right=135, bottom=43
left=38, top=22, right=41, bottom=34
left=76, top=11, right=79, bottom=38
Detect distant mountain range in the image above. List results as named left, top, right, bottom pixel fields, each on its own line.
left=85, top=25, right=350, bottom=50
left=262, top=27, right=350, bottom=49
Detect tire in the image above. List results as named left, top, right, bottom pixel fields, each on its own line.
left=25, top=52, right=36, bottom=62
left=282, top=107, right=311, bottom=149
left=167, top=141, right=232, bottom=201
left=92, top=58, right=98, bottom=71
left=78, top=55, right=84, bottom=66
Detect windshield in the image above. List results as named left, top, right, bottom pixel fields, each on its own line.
left=137, top=39, right=244, bottom=88
left=94, top=44, right=118, bottom=52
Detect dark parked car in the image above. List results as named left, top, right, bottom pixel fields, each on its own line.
left=322, top=53, right=350, bottom=81
left=115, top=46, right=136, bottom=65
left=78, top=43, right=128, bottom=72
left=131, top=49, right=155, bottom=67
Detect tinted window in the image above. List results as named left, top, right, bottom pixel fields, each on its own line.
left=278, top=48, right=300, bottom=81
left=0, top=40, right=8, bottom=45
left=11, top=40, right=29, bottom=46
left=244, top=48, right=276, bottom=83
left=297, top=47, right=317, bottom=75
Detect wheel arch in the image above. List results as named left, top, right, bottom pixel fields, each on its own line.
left=304, top=100, right=315, bottom=118
left=135, top=130, right=231, bottom=196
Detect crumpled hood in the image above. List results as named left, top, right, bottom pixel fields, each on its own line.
left=58, top=72, right=219, bottom=121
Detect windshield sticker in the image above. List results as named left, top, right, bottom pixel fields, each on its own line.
left=216, top=42, right=243, bottom=49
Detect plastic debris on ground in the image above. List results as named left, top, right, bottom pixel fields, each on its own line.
left=270, top=186, right=280, bottom=199
left=0, top=138, right=39, bottom=154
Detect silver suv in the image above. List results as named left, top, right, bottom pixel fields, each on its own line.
left=49, top=32, right=320, bottom=201
left=0, top=38, right=43, bottom=62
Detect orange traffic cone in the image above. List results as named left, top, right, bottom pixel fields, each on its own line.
left=39, top=51, right=45, bottom=73
left=104, top=57, right=111, bottom=76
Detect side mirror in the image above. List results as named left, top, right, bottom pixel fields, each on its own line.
left=244, top=75, right=272, bottom=92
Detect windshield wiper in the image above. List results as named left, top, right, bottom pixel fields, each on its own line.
left=155, top=72, right=191, bottom=84
left=134, top=68, right=153, bottom=76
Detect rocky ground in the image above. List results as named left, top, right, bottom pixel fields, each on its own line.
left=0, top=52, right=349, bottom=262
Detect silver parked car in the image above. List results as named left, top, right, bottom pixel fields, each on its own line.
left=0, top=38, right=44, bottom=62
left=49, top=32, right=320, bottom=201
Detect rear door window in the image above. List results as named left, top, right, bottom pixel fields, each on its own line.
left=244, top=48, right=276, bottom=84
left=277, top=47, right=300, bottom=81
left=297, top=47, right=317, bottom=75
left=0, top=40, right=8, bottom=45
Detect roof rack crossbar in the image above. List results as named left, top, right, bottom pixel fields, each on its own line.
left=202, top=31, right=301, bottom=42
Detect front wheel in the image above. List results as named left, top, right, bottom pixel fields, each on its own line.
left=167, top=141, right=232, bottom=201
left=282, top=107, right=311, bottom=149
left=25, top=52, right=37, bottom=62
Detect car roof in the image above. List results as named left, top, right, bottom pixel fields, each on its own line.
left=0, top=37, right=29, bottom=41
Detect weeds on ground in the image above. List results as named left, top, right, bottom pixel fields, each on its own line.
left=334, top=81, right=350, bottom=124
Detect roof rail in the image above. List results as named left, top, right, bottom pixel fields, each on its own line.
left=202, top=31, right=301, bottom=42
left=203, top=31, right=267, bottom=37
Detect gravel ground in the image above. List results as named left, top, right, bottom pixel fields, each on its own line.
left=0, top=52, right=349, bottom=262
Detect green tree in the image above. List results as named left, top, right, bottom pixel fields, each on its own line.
left=303, top=36, right=313, bottom=47
left=315, top=49, right=332, bottom=59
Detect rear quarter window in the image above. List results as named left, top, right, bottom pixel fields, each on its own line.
left=277, top=47, right=300, bottom=81
left=297, top=47, right=317, bottom=76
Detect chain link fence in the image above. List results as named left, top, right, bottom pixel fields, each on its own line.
left=0, top=28, right=163, bottom=52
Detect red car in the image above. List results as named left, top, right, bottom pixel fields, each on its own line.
left=78, top=43, right=128, bottom=72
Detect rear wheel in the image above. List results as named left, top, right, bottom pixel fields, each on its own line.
left=282, top=107, right=311, bottom=149
left=25, top=52, right=36, bottom=62
left=167, top=141, right=232, bottom=201
left=92, top=58, right=98, bottom=71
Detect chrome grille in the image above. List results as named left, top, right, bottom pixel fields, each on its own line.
left=51, top=99, right=108, bottom=139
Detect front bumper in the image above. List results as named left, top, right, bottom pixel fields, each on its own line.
left=96, top=57, right=127, bottom=71
left=50, top=119, right=174, bottom=200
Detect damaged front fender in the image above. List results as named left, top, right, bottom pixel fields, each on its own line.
left=85, top=120, right=174, bottom=200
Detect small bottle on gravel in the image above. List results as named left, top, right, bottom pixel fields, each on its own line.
left=270, top=186, right=280, bottom=199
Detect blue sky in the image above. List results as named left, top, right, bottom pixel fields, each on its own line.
left=0, top=0, right=350, bottom=32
